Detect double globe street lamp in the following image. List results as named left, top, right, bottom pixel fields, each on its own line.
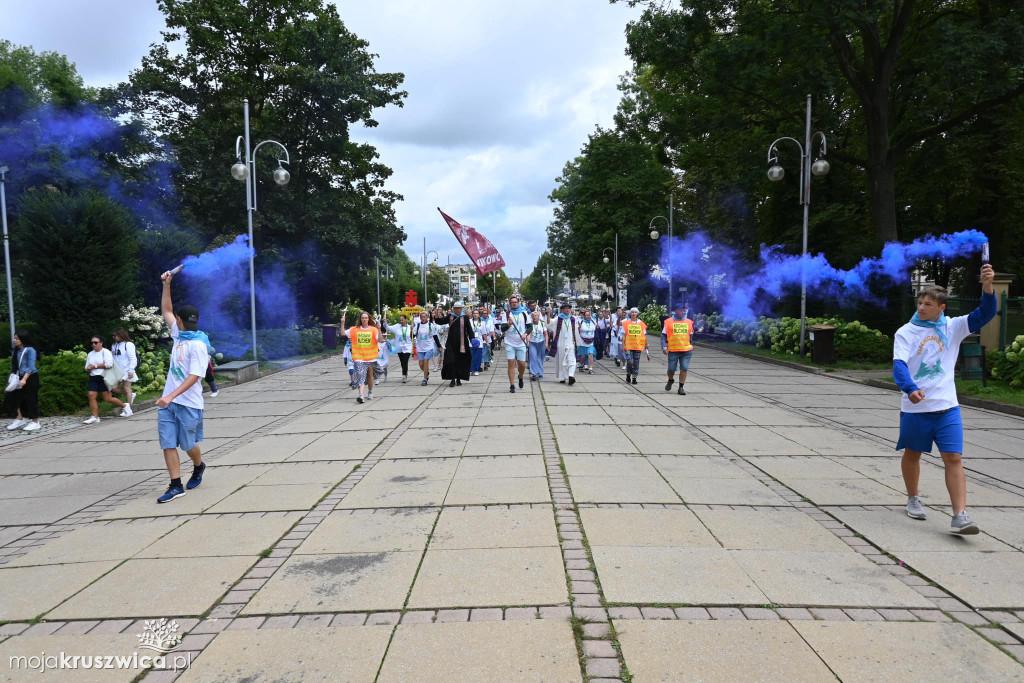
left=766, top=94, right=829, bottom=357
left=231, top=98, right=291, bottom=362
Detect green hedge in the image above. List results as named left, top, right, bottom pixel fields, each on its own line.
left=990, top=335, right=1024, bottom=388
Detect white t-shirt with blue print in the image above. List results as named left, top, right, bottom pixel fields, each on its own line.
left=893, top=315, right=971, bottom=414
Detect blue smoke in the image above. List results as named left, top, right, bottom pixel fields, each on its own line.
left=657, top=229, right=987, bottom=320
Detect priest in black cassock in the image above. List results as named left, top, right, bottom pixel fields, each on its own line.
left=433, top=301, right=473, bottom=387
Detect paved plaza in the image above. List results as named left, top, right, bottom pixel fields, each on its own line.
left=1, top=346, right=1023, bottom=681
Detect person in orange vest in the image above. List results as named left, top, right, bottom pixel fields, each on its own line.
left=661, top=301, right=694, bottom=395
left=347, top=311, right=380, bottom=404
left=621, top=307, right=647, bottom=385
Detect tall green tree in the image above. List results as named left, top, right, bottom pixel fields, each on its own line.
left=619, top=0, right=1024, bottom=249
left=14, top=190, right=139, bottom=351
left=546, top=128, right=672, bottom=287
left=520, top=252, right=565, bottom=302
left=112, top=0, right=407, bottom=315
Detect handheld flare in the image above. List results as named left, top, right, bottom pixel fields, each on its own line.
left=982, top=242, right=990, bottom=265
left=169, top=265, right=185, bottom=275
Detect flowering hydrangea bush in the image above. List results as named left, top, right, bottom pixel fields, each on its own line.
left=639, top=303, right=667, bottom=329
left=120, top=305, right=170, bottom=351
left=990, top=335, right=1024, bottom=388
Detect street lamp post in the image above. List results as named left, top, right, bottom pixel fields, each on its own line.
left=649, top=216, right=671, bottom=304
left=767, top=94, right=830, bottom=356
left=0, top=166, right=14, bottom=345
left=231, top=98, right=291, bottom=362
left=421, top=237, right=439, bottom=307
left=602, top=233, right=618, bottom=307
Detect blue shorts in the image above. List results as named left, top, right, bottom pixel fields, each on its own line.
left=417, top=348, right=436, bottom=360
left=158, top=402, right=204, bottom=452
left=896, top=407, right=963, bottom=454
left=506, top=345, right=527, bottom=362
left=577, top=344, right=596, bottom=357
left=667, top=350, right=693, bottom=373
left=87, top=375, right=109, bottom=393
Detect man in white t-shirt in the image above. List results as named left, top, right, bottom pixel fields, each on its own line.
left=893, top=264, right=996, bottom=534
left=154, top=270, right=211, bottom=503
left=504, top=297, right=531, bottom=393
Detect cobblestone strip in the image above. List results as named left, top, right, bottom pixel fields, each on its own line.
left=532, top=380, right=625, bottom=682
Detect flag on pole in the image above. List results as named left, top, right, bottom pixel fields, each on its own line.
left=437, top=208, right=506, bottom=276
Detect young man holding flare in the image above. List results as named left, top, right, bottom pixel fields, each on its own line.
left=893, top=262, right=996, bottom=534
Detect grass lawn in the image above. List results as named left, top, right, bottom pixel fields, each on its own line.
left=702, top=340, right=890, bottom=371
left=956, top=379, right=1024, bottom=408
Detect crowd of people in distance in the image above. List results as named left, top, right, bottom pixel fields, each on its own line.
left=337, top=297, right=697, bottom=397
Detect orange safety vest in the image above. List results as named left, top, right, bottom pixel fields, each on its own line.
left=622, top=320, right=647, bottom=351
left=348, top=326, right=379, bottom=362
left=663, top=317, right=694, bottom=352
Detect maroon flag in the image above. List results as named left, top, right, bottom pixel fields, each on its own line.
left=437, top=208, right=506, bottom=276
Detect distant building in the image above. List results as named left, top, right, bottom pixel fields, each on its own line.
left=444, top=263, right=477, bottom=300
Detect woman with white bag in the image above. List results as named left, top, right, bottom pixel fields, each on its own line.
left=5, top=330, right=41, bottom=432
left=83, top=335, right=129, bottom=424
left=111, top=328, right=139, bottom=409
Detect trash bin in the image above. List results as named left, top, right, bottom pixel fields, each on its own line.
left=322, top=324, right=340, bottom=350
left=808, top=324, right=836, bottom=365
left=959, top=336, right=987, bottom=386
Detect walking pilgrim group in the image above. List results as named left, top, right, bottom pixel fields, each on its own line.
left=340, top=297, right=696, bottom=399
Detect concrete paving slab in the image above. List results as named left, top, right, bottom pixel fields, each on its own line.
left=615, top=619, right=835, bottom=682
left=826, top=508, right=1014, bottom=552
left=379, top=620, right=581, bottom=682
left=334, top=410, right=409, bottom=431
left=473, top=407, right=536, bottom=426
left=0, top=493, right=110, bottom=525
left=783, top=477, right=906, bottom=506
left=699, top=426, right=816, bottom=455
left=767, top=426, right=894, bottom=456
left=288, top=431, right=382, bottom=461
left=569, top=475, right=681, bottom=504
left=408, top=546, right=567, bottom=608
left=384, top=428, right=467, bottom=459
left=243, top=551, right=420, bottom=613
left=269, top=413, right=346, bottom=434
left=251, top=461, right=356, bottom=485
left=663, top=475, right=789, bottom=506
left=625, top=426, right=719, bottom=454
left=0, top=561, right=118, bottom=621
left=297, top=509, right=436, bottom=554
left=463, top=425, right=541, bottom=455
left=431, top=507, right=558, bottom=549
left=0, top=631, right=144, bottom=682
left=750, top=455, right=863, bottom=480
left=899, top=551, right=1024, bottom=609
left=0, top=472, right=149, bottom=500
left=338, top=479, right=451, bottom=508
left=453, top=455, right=545, bottom=479
left=580, top=508, right=719, bottom=548
left=444, top=476, right=551, bottom=505
left=7, top=518, right=185, bottom=567
left=732, top=550, right=936, bottom=608
left=674, top=407, right=753, bottom=426
left=695, top=509, right=854, bottom=551
left=592, top=546, right=767, bottom=604
left=136, top=514, right=300, bottom=558
left=179, top=625, right=392, bottom=683
left=793, top=621, right=1022, bottom=682
left=728, top=407, right=817, bottom=426
left=50, top=556, right=254, bottom=618
left=212, top=433, right=323, bottom=464
left=648, top=455, right=753, bottom=478
left=207, top=483, right=332, bottom=513
left=553, top=425, right=637, bottom=454
left=562, top=455, right=659, bottom=478
left=973, top=509, right=1024, bottom=551
left=608, top=408, right=678, bottom=426
left=359, top=458, right=459, bottom=484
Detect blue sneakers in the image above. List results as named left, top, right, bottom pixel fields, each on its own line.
left=518, top=377, right=524, bottom=389
left=186, top=463, right=206, bottom=490
left=157, top=484, right=185, bottom=503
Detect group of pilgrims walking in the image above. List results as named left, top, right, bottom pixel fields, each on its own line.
left=340, top=298, right=695, bottom=400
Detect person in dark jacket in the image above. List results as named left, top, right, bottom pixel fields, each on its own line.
left=434, top=301, right=473, bottom=387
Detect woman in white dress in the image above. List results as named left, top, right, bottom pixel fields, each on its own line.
left=548, top=303, right=578, bottom=386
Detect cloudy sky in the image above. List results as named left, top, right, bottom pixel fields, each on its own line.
left=3, top=0, right=641, bottom=275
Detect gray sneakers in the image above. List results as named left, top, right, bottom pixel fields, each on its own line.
left=950, top=511, right=979, bottom=535
left=906, top=496, right=927, bottom=520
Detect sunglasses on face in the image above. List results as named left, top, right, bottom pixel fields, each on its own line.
left=91, top=341, right=101, bottom=345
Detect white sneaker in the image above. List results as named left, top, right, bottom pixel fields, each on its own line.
left=6, top=419, right=25, bottom=431
left=83, top=416, right=100, bottom=425
left=210, top=391, right=219, bottom=398
left=119, top=405, right=133, bottom=417
left=22, top=422, right=40, bottom=432
left=367, top=391, right=374, bottom=400
left=130, top=393, right=136, bottom=404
